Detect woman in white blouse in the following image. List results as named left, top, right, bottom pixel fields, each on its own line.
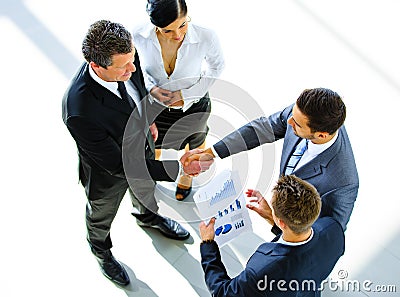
left=134, top=0, right=225, bottom=200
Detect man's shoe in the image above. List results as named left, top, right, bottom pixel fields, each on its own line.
left=95, top=250, right=130, bottom=286
left=136, top=215, right=190, bottom=240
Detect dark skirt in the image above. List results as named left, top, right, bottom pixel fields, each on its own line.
left=153, top=93, right=211, bottom=150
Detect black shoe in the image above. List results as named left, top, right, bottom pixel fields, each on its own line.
left=136, top=215, right=190, bottom=240
left=175, top=185, right=192, bottom=201
left=94, top=250, right=130, bottom=286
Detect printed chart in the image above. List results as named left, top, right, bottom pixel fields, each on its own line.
left=209, top=179, right=236, bottom=206
left=194, top=169, right=252, bottom=246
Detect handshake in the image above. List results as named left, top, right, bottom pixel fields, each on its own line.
left=179, top=148, right=275, bottom=225
left=179, top=148, right=215, bottom=176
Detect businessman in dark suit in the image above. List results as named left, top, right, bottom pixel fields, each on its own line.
left=184, top=88, right=359, bottom=233
left=62, top=20, right=212, bottom=286
left=199, top=175, right=345, bottom=297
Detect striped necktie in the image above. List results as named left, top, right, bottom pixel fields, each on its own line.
left=284, top=139, right=308, bottom=175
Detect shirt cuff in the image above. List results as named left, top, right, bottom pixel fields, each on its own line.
left=147, top=93, right=155, bottom=104
left=210, top=145, right=220, bottom=159
left=176, top=161, right=184, bottom=181
left=200, top=239, right=216, bottom=245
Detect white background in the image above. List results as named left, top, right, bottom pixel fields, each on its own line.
left=1, top=0, right=399, bottom=296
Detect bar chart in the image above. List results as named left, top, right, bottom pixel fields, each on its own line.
left=209, top=179, right=236, bottom=206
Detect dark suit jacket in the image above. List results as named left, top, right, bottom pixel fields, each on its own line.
left=201, top=217, right=345, bottom=297
left=62, top=52, right=179, bottom=200
left=213, top=104, right=359, bottom=231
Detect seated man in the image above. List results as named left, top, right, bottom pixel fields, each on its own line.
left=199, top=175, right=345, bottom=297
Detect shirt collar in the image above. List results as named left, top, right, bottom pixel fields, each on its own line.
left=307, top=131, right=339, bottom=158
left=138, top=23, right=200, bottom=45
left=276, top=228, right=314, bottom=246
left=88, top=64, right=119, bottom=94
left=137, top=23, right=153, bottom=39
left=183, top=24, right=200, bottom=44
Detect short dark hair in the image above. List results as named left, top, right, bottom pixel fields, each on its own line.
left=146, top=0, right=188, bottom=28
left=296, top=88, right=346, bottom=134
left=272, top=175, right=321, bottom=234
left=82, top=20, right=133, bottom=68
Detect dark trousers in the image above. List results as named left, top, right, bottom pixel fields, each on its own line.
left=85, top=184, right=156, bottom=255
left=80, top=160, right=158, bottom=255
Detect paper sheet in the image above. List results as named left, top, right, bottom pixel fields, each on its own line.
left=194, top=169, right=253, bottom=246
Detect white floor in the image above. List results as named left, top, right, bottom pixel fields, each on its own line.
left=1, top=0, right=400, bottom=296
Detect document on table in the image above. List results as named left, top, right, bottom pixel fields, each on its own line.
left=194, top=169, right=253, bottom=246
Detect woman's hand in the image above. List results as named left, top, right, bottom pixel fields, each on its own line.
left=150, top=86, right=173, bottom=104
left=167, top=90, right=184, bottom=107
left=150, top=87, right=183, bottom=106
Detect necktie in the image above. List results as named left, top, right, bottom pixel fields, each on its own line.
left=117, top=81, right=136, bottom=109
left=284, top=139, right=308, bottom=175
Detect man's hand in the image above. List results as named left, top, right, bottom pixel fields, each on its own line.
left=149, top=122, right=158, bottom=142
left=246, top=189, right=274, bottom=225
left=199, top=217, right=216, bottom=241
left=180, top=149, right=214, bottom=176
left=182, top=148, right=215, bottom=167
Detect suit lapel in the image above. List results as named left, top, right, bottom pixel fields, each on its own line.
left=290, top=130, right=342, bottom=180
left=127, top=52, right=157, bottom=151
left=128, top=50, right=149, bottom=122
left=292, top=162, right=322, bottom=180
left=83, top=58, right=153, bottom=145
left=83, top=65, right=144, bottom=121
left=82, top=65, right=133, bottom=116
left=129, top=50, right=147, bottom=99
left=140, top=98, right=155, bottom=151
left=129, top=72, right=146, bottom=99
left=102, top=92, right=135, bottom=116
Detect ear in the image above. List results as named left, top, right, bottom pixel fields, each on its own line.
left=90, top=61, right=100, bottom=70
left=89, top=62, right=105, bottom=80
left=276, top=217, right=286, bottom=230
left=314, top=131, right=330, bottom=140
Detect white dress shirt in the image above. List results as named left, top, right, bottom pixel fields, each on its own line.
left=133, top=23, right=225, bottom=112
left=89, top=64, right=142, bottom=116
left=295, top=132, right=339, bottom=170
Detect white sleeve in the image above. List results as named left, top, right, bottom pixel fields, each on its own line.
left=181, top=30, right=225, bottom=105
